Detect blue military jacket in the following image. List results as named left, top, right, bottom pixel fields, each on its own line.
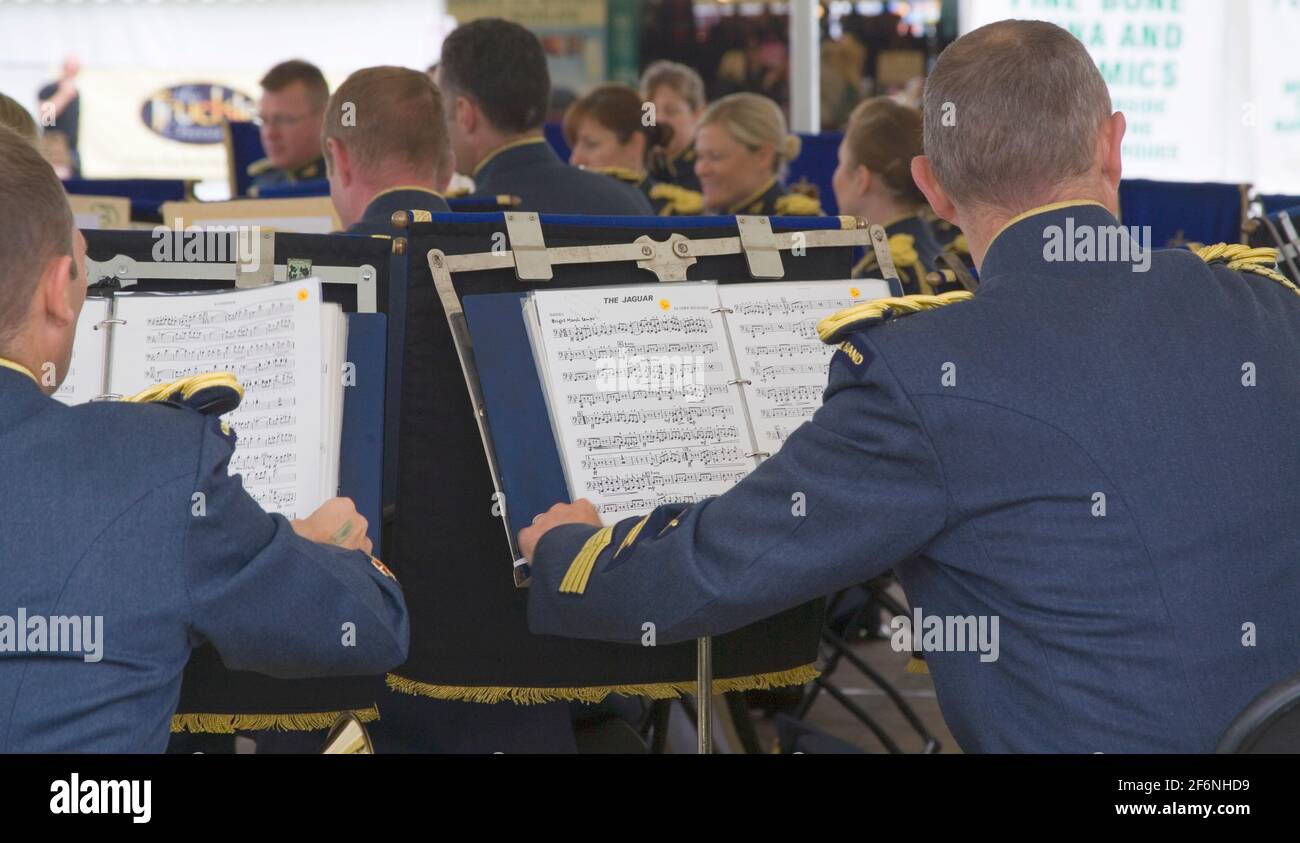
left=247, top=155, right=326, bottom=198
left=471, top=137, right=653, bottom=215
left=0, top=367, right=410, bottom=752
left=527, top=201, right=1300, bottom=752
left=346, top=186, right=452, bottom=235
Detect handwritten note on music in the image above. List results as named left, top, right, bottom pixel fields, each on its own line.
left=107, top=280, right=325, bottom=518
left=529, top=283, right=755, bottom=519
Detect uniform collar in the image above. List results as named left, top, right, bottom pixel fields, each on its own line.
left=472, top=135, right=550, bottom=179
left=725, top=175, right=778, bottom=214
left=354, top=186, right=449, bottom=233
left=0, top=357, right=38, bottom=386
left=979, top=200, right=1116, bottom=284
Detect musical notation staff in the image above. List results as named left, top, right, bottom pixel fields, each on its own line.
left=142, top=299, right=293, bottom=328
left=732, top=296, right=854, bottom=317
left=753, top=384, right=822, bottom=404
left=571, top=404, right=735, bottom=428
left=737, top=319, right=821, bottom=340
left=589, top=468, right=751, bottom=496
left=555, top=340, right=719, bottom=361
left=549, top=314, right=714, bottom=342
left=580, top=444, right=747, bottom=471
left=600, top=493, right=714, bottom=514
left=565, top=382, right=733, bottom=407
left=575, top=425, right=741, bottom=451
left=144, top=338, right=295, bottom=363
left=560, top=358, right=723, bottom=383
left=749, top=362, right=826, bottom=383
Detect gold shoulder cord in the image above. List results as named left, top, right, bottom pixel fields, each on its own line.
left=816, top=291, right=974, bottom=344
left=1194, top=244, right=1298, bottom=294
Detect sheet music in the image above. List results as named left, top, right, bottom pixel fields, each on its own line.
left=528, top=283, right=757, bottom=520
left=52, top=297, right=110, bottom=406
left=107, top=279, right=326, bottom=518
left=718, top=279, right=892, bottom=450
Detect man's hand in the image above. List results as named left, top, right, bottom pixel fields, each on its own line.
left=293, top=497, right=373, bottom=555
left=518, top=499, right=603, bottom=560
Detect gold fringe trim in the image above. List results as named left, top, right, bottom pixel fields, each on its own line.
left=385, top=664, right=820, bottom=705
left=170, top=705, right=380, bottom=734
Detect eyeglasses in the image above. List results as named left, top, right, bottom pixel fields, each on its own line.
left=254, top=112, right=316, bottom=130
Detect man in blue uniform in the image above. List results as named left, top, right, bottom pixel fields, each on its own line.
left=519, top=20, right=1300, bottom=752
left=322, top=66, right=453, bottom=233
left=248, top=60, right=329, bottom=197
left=435, top=18, right=652, bottom=216
left=0, top=125, right=410, bottom=752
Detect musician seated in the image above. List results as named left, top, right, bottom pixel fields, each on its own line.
left=563, top=84, right=703, bottom=216
left=693, top=93, right=821, bottom=216
left=0, top=126, right=409, bottom=752
left=323, top=66, right=453, bottom=234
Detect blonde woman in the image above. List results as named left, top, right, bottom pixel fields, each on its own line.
left=693, top=92, right=820, bottom=216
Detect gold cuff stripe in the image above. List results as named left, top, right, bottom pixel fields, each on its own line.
left=558, top=526, right=613, bottom=595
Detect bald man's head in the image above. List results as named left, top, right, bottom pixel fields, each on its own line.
left=922, top=20, right=1114, bottom=214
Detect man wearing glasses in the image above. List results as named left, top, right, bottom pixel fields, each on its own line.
left=248, top=59, right=328, bottom=197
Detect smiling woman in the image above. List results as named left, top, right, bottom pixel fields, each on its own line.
left=693, top=92, right=818, bottom=216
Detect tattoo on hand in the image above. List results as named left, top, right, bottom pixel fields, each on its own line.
left=330, top=520, right=354, bottom=545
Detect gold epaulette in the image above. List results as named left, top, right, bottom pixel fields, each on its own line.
left=245, top=157, right=274, bottom=178
left=591, top=166, right=643, bottom=184
left=1193, top=243, right=1298, bottom=294
left=125, top=372, right=244, bottom=417
left=888, top=232, right=919, bottom=269
left=648, top=182, right=703, bottom=216
left=816, top=291, right=974, bottom=343
left=774, top=193, right=823, bottom=216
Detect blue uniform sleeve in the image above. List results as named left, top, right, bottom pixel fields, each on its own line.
left=527, top=332, right=949, bottom=645
left=181, top=416, right=410, bottom=678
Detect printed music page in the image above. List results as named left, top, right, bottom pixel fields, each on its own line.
left=52, top=297, right=111, bottom=406
left=527, top=282, right=757, bottom=520
left=106, top=279, right=326, bottom=518
left=717, top=279, right=891, bottom=451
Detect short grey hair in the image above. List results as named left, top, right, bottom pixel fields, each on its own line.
left=922, top=20, right=1112, bottom=212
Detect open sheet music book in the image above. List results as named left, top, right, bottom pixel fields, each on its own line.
left=522, top=278, right=891, bottom=520
left=54, top=278, right=348, bottom=519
